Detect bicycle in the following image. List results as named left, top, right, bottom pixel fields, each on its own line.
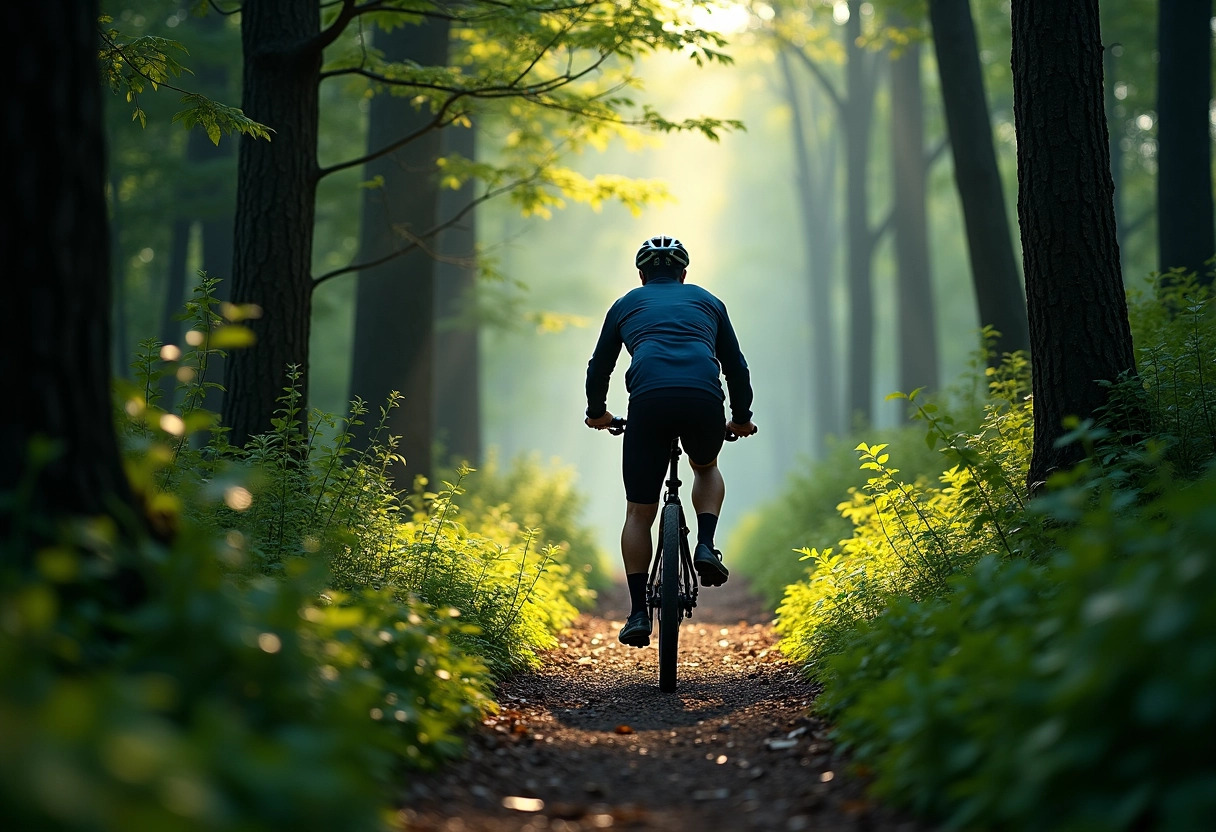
left=606, top=417, right=741, bottom=692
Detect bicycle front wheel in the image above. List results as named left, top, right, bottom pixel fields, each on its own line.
left=657, top=502, right=682, bottom=692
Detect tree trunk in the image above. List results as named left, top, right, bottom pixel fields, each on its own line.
left=890, top=28, right=940, bottom=395
left=223, top=0, right=321, bottom=447
left=778, top=49, right=842, bottom=455
left=844, top=2, right=878, bottom=425
left=3, top=0, right=138, bottom=555
left=1011, top=0, right=1139, bottom=491
left=929, top=0, right=1030, bottom=359
left=109, top=165, right=130, bottom=378
left=348, top=19, right=450, bottom=485
left=1104, top=43, right=1128, bottom=274
left=1156, top=0, right=1215, bottom=284
left=434, top=122, right=482, bottom=468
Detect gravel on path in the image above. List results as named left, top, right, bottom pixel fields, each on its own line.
left=399, top=578, right=925, bottom=832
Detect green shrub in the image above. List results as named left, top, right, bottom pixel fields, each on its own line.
left=0, top=274, right=596, bottom=829
left=725, top=429, right=930, bottom=608
left=445, top=448, right=612, bottom=595
left=773, top=279, right=1216, bottom=831
left=0, top=515, right=488, bottom=832
left=731, top=331, right=1024, bottom=610
left=819, top=465, right=1216, bottom=830
left=775, top=352, right=1034, bottom=670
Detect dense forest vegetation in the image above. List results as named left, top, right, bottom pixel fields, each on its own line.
left=3, top=0, right=1214, bottom=829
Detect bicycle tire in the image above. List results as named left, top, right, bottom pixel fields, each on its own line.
left=657, top=502, right=682, bottom=692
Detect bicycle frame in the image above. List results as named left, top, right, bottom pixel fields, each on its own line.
left=602, top=416, right=745, bottom=691
left=646, top=438, right=699, bottom=624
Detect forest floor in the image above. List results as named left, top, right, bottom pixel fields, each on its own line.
left=399, top=577, right=928, bottom=832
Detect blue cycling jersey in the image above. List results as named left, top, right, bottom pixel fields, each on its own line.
left=585, top=275, right=753, bottom=424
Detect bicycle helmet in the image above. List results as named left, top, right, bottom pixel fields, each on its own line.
left=635, top=235, right=690, bottom=272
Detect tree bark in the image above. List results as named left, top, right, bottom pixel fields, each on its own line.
left=1011, top=0, right=1139, bottom=491
left=890, top=29, right=940, bottom=395
left=434, top=122, right=482, bottom=468
left=348, top=19, right=450, bottom=484
left=1104, top=43, right=1128, bottom=274
left=223, top=0, right=322, bottom=447
left=1156, top=0, right=1215, bottom=284
left=3, top=0, right=138, bottom=554
left=929, top=0, right=1030, bottom=359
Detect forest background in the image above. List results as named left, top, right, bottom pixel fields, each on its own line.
left=103, top=0, right=1200, bottom=579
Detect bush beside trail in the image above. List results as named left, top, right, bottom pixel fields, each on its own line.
left=738, top=275, right=1216, bottom=830
left=0, top=278, right=601, bottom=830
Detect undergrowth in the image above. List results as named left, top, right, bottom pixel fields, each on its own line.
left=1, top=274, right=598, bottom=830
left=767, top=274, right=1216, bottom=830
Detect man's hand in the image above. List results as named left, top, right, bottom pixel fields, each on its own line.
left=585, top=411, right=615, bottom=429
left=727, top=420, right=758, bottom=438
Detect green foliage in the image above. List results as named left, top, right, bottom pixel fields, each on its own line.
left=446, top=448, right=611, bottom=595
left=1112, top=272, right=1216, bottom=478
left=818, top=466, right=1216, bottom=830
left=763, top=348, right=1032, bottom=668
left=327, top=0, right=744, bottom=220
left=0, top=507, right=487, bottom=831
left=768, top=280, right=1216, bottom=830
left=98, top=17, right=271, bottom=143
left=725, top=427, right=942, bottom=607
left=1, top=276, right=601, bottom=829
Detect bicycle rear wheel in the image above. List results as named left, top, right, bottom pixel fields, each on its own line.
left=657, top=502, right=681, bottom=692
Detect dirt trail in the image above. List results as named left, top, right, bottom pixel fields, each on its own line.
left=401, top=579, right=923, bottom=831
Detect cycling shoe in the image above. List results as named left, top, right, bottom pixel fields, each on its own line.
left=693, top=543, right=729, bottom=587
left=618, top=609, right=652, bottom=647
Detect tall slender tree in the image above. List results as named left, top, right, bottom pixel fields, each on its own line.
left=782, top=1, right=882, bottom=425
left=4, top=0, right=140, bottom=555
left=929, top=0, right=1030, bottom=359
left=1011, top=0, right=1139, bottom=491
left=348, top=19, right=450, bottom=483
left=223, top=0, right=322, bottom=447
left=434, top=122, right=482, bottom=468
left=889, top=15, right=939, bottom=395
left=1156, top=0, right=1215, bottom=284
left=777, top=47, right=843, bottom=452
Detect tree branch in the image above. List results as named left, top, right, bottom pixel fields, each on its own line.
left=312, top=170, right=545, bottom=287
left=778, top=35, right=845, bottom=116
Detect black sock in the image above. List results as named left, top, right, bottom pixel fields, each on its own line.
left=697, top=513, right=718, bottom=549
left=626, top=572, right=648, bottom=615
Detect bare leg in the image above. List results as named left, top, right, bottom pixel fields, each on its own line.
left=621, top=501, right=659, bottom=574
left=689, top=458, right=724, bottom=516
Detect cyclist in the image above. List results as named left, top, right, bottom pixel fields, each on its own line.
left=584, top=234, right=757, bottom=647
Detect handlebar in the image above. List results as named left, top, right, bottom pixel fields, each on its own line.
left=602, top=417, right=756, bottom=442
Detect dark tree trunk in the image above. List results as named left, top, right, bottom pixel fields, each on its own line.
left=1011, top=0, right=1139, bottom=491
left=778, top=48, right=842, bottom=454
left=929, top=0, right=1030, bottom=359
left=890, top=30, right=940, bottom=395
left=3, top=0, right=138, bottom=555
left=109, top=165, right=130, bottom=378
left=434, top=123, right=482, bottom=468
left=223, top=0, right=322, bottom=447
left=844, top=2, right=878, bottom=424
left=348, top=20, right=450, bottom=484
left=1104, top=43, right=1128, bottom=273
left=1156, top=0, right=1215, bottom=284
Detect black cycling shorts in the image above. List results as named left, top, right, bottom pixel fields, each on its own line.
left=623, top=391, right=725, bottom=504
